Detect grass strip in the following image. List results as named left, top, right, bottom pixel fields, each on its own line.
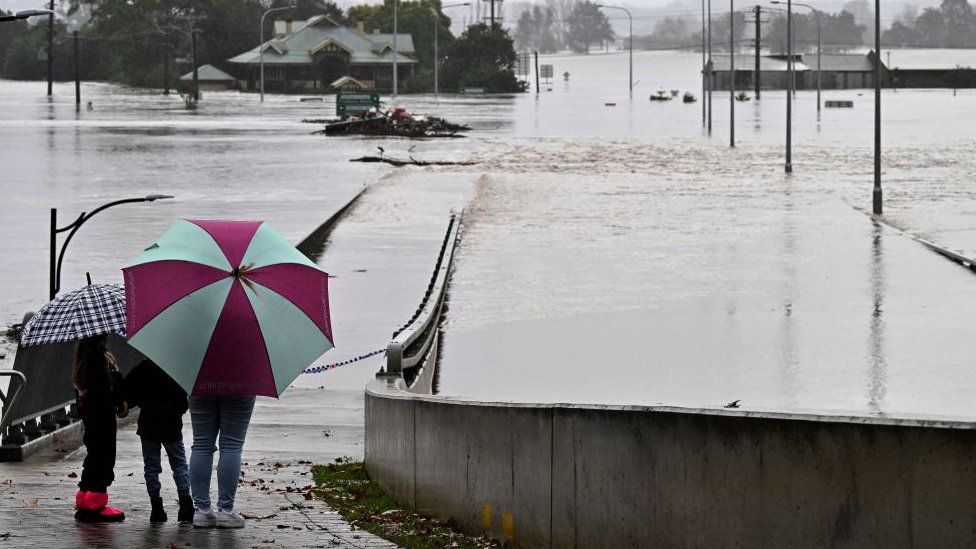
left=311, top=460, right=500, bottom=549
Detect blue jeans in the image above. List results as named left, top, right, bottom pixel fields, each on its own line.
left=188, top=395, right=256, bottom=511
left=140, top=437, right=190, bottom=498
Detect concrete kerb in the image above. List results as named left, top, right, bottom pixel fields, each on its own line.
left=365, top=379, right=976, bottom=548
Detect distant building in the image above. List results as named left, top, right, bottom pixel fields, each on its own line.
left=180, top=64, right=236, bottom=91
left=884, top=49, right=976, bottom=89
left=710, top=49, right=976, bottom=90
left=227, top=16, right=416, bottom=93
left=710, top=53, right=878, bottom=91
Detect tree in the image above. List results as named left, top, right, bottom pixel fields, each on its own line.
left=635, top=17, right=693, bottom=50
left=440, top=22, right=525, bottom=92
left=566, top=0, right=612, bottom=53
left=347, top=0, right=456, bottom=71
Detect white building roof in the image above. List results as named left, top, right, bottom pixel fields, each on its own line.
left=883, top=48, right=976, bottom=70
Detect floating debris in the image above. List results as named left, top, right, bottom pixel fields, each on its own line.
left=736, top=91, right=751, bottom=102
left=315, top=107, right=469, bottom=138
left=683, top=92, right=697, bottom=103
left=350, top=156, right=476, bottom=167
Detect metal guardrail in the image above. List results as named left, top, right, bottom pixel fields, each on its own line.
left=381, top=213, right=462, bottom=392
left=0, top=371, right=27, bottom=437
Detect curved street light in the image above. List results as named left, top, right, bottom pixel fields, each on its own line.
left=260, top=4, right=295, bottom=102
left=0, top=9, right=54, bottom=23
left=596, top=5, right=633, bottom=98
left=432, top=3, right=471, bottom=99
left=772, top=0, right=821, bottom=112
left=50, top=195, right=175, bottom=299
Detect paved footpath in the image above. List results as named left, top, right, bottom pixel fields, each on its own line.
left=0, top=388, right=395, bottom=549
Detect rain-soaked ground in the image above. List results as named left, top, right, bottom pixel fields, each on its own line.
left=2, top=50, right=976, bottom=416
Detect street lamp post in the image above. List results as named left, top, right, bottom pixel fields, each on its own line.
left=393, top=0, right=399, bottom=99
left=433, top=3, right=471, bottom=99
left=596, top=5, right=633, bottom=98
left=260, top=5, right=294, bottom=102
left=0, top=9, right=54, bottom=23
left=49, top=195, right=174, bottom=300
left=701, top=0, right=707, bottom=125
left=774, top=1, right=821, bottom=111
left=872, top=0, right=881, bottom=214
left=785, top=0, right=793, bottom=172
left=708, top=0, right=713, bottom=134
left=729, top=0, right=735, bottom=147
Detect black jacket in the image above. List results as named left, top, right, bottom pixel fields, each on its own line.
left=124, top=360, right=188, bottom=443
left=76, top=358, right=125, bottom=423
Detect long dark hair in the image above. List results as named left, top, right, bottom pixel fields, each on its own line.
left=72, top=334, right=115, bottom=390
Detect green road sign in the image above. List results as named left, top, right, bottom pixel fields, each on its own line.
left=336, top=92, right=380, bottom=117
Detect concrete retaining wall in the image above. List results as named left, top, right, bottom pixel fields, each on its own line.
left=365, top=380, right=976, bottom=548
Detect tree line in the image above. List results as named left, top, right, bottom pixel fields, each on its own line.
left=513, top=0, right=976, bottom=54
left=884, top=0, right=976, bottom=48
left=513, top=0, right=613, bottom=54
left=0, top=0, right=524, bottom=93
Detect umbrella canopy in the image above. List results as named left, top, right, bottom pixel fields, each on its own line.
left=123, top=219, right=333, bottom=397
left=19, top=284, right=126, bottom=346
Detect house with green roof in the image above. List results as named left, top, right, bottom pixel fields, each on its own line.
left=228, top=15, right=416, bottom=93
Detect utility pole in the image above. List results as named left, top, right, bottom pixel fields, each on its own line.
left=729, top=0, right=735, bottom=148
left=191, top=29, right=200, bottom=101
left=785, top=0, right=793, bottom=173
left=46, top=0, right=54, bottom=96
left=490, top=0, right=495, bottom=26
left=872, top=0, right=882, bottom=214
left=393, top=0, right=398, bottom=98
left=534, top=50, right=540, bottom=93
left=702, top=0, right=707, bottom=125
left=707, top=0, right=712, bottom=134
left=73, top=31, right=80, bottom=108
left=754, top=5, right=761, bottom=99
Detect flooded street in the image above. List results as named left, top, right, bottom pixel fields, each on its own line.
left=2, top=50, right=976, bottom=415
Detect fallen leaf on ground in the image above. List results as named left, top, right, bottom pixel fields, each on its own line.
left=240, top=512, right=277, bottom=520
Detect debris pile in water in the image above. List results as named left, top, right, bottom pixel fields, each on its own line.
left=314, top=107, right=469, bottom=138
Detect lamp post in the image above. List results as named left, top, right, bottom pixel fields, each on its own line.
left=49, top=195, right=174, bottom=300
left=433, top=3, right=471, bottom=98
left=708, top=0, right=713, bottom=134
left=701, top=0, right=707, bottom=125
left=729, top=0, right=735, bottom=148
left=0, top=8, right=54, bottom=22
left=596, top=5, right=633, bottom=98
left=872, top=0, right=881, bottom=214
left=393, top=0, right=399, bottom=99
left=260, top=5, right=294, bottom=102
left=773, top=1, right=820, bottom=111
left=784, top=0, right=793, bottom=172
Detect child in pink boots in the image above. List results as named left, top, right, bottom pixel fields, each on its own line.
left=72, top=335, right=127, bottom=523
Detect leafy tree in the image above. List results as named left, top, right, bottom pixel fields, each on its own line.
left=566, top=0, right=612, bottom=53
left=347, top=0, right=455, bottom=71
left=765, top=11, right=864, bottom=53
left=881, top=0, right=976, bottom=47
left=512, top=5, right=561, bottom=53
left=440, top=22, right=525, bottom=92
left=635, top=17, right=693, bottom=50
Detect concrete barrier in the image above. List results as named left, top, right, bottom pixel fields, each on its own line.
left=365, top=379, right=976, bottom=548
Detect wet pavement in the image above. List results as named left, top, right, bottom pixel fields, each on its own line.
left=0, top=388, right=395, bottom=549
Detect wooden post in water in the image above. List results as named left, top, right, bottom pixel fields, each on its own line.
left=534, top=50, right=540, bottom=94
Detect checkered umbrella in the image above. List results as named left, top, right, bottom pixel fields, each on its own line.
left=19, top=284, right=127, bottom=346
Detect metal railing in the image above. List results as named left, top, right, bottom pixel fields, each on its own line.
left=380, top=213, right=462, bottom=392
left=0, top=371, right=27, bottom=437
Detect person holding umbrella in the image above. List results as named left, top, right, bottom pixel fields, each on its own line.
left=123, top=219, right=334, bottom=529
left=20, top=282, right=129, bottom=523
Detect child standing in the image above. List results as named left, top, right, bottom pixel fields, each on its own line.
left=125, top=358, right=193, bottom=523
left=73, top=334, right=127, bottom=523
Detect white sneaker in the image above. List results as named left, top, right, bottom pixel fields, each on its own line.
left=215, top=508, right=245, bottom=529
left=193, top=507, right=216, bottom=528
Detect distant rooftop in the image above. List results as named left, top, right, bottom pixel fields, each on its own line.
left=883, top=49, right=976, bottom=70
left=228, top=14, right=416, bottom=66
left=710, top=55, right=809, bottom=72
left=180, top=64, right=234, bottom=82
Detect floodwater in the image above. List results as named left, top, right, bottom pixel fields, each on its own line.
left=2, top=50, right=976, bottom=416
